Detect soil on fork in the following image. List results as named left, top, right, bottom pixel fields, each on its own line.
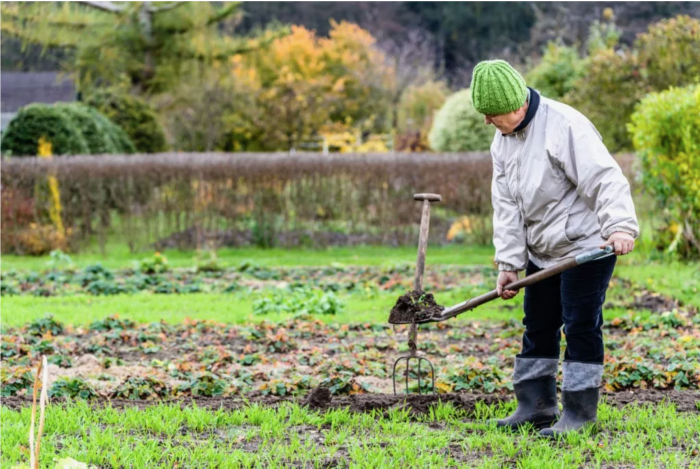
left=388, top=290, right=445, bottom=324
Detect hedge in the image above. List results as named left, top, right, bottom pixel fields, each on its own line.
left=1, top=103, right=135, bottom=156
left=1, top=152, right=637, bottom=254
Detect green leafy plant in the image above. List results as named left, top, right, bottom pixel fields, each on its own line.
left=26, top=313, right=64, bottom=337
left=238, top=354, right=261, bottom=367
left=176, top=372, right=230, bottom=397
left=253, top=286, right=344, bottom=316
left=259, top=375, right=315, bottom=397
left=46, top=249, right=76, bottom=271
left=49, top=377, right=99, bottom=399
left=0, top=366, right=34, bottom=396
left=319, top=371, right=368, bottom=395
left=112, top=376, right=169, bottom=400
left=0, top=102, right=134, bottom=157
left=89, top=314, right=135, bottom=332
left=443, top=358, right=510, bottom=393
left=138, top=252, right=169, bottom=275
left=75, top=264, right=114, bottom=287
left=48, top=355, right=73, bottom=368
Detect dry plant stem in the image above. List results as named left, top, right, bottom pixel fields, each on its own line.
left=29, top=357, right=44, bottom=469
left=35, top=356, right=49, bottom=467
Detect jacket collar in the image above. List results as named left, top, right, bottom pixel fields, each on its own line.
left=502, top=87, right=540, bottom=139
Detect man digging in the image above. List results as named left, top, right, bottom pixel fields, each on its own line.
left=470, top=60, right=639, bottom=437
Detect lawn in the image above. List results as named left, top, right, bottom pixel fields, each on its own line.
left=2, top=245, right=699, bottom=468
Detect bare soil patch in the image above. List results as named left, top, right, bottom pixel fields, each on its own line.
left=4, top=389, right=698, bottom=415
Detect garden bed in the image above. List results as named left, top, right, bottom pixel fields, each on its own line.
left=3, top=285, right=698, bottom=404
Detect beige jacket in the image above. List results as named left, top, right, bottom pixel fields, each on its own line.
left=491, top=94, right=639, bottom=271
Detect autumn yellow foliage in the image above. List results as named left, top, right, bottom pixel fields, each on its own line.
left=229, top=21, right=394, bottom=151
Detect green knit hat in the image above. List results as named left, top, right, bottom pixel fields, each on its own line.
left=470, top=60, right=527, bottom=115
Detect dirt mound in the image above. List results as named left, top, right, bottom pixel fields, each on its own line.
left=306, top=386, right=332, bottom=410
left=388, top=290, right=445, bottom=324
left=631, top=292, right=681, bottom=313
left=602, top=389, right=700, bottom=413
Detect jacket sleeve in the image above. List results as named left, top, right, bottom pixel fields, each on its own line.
left=557, top=121, right=640, bottom=239
left=491, top=149, right=529, bottom=271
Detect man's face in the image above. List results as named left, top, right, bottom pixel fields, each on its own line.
left=484, top=103, right=527, bottom=134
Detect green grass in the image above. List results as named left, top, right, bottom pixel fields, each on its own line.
left=1, top=244, right=496, bottom=271
left=2, top=245, right=699, bottom=467
left=2, top=400, right=698, bottom=468
left=0, top=287, right=523, bottom=330
left=615, top=261, right=700, bottom=309
left=3, top=247, right=696, bottom=330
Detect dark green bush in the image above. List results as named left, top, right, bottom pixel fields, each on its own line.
left=1, top=102, right=135, bottom=156
left=56, top=103, right=135, bottom=155
left=0, top=103, right=90, bottom=156
left=85, top=90, right=168, bottom=153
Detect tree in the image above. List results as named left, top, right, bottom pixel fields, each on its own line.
left=226, top=21, right=394, bottom=151
left=526, top=42, right=586, bottom=99
left=565, top=14, right=700, bottom=151
left=1, top=1, right=283, bottom=95
left=376, top=29, right=441, bottom=135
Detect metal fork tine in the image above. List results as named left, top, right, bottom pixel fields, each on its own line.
left=392, top=355, right=435, bottom=395
left=405, top=357, right=410, bottom=394
left=418, top=357, right=422, bottom=395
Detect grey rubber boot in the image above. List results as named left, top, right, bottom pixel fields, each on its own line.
left=539, top=362, right=602, bottom=438
left=494, top=357, right=560, bottom=430
left=539, top=388, right=599, bottom=437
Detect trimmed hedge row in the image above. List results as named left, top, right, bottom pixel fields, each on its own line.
left=0, top=152, right=637, bottom=254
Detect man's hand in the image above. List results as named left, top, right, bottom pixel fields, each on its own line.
left=497, top=271, right=519, bottom=299
left=600, top=232, right=635, bottom=256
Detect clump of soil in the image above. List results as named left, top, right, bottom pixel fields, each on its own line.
left=388, top=290, right=445, bottom=324
left=632, top=292, right=680, bottom=313
left=306, top=386, right=332, bottom=410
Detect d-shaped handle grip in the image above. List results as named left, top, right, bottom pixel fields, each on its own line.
left=413, top=193, right=442, bottom=203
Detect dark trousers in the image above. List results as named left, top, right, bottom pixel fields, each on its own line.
left=518, top=255, right=616, bottom=365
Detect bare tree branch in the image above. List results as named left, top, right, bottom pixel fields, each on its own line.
left=77, top=1, right=124, bottom=13
left=206, top=2, right=241, bottom=27
left=148, top=2, right=186, bottom=14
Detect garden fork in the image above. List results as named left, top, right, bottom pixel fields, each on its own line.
left=392, top=193, right=441, bottom=395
